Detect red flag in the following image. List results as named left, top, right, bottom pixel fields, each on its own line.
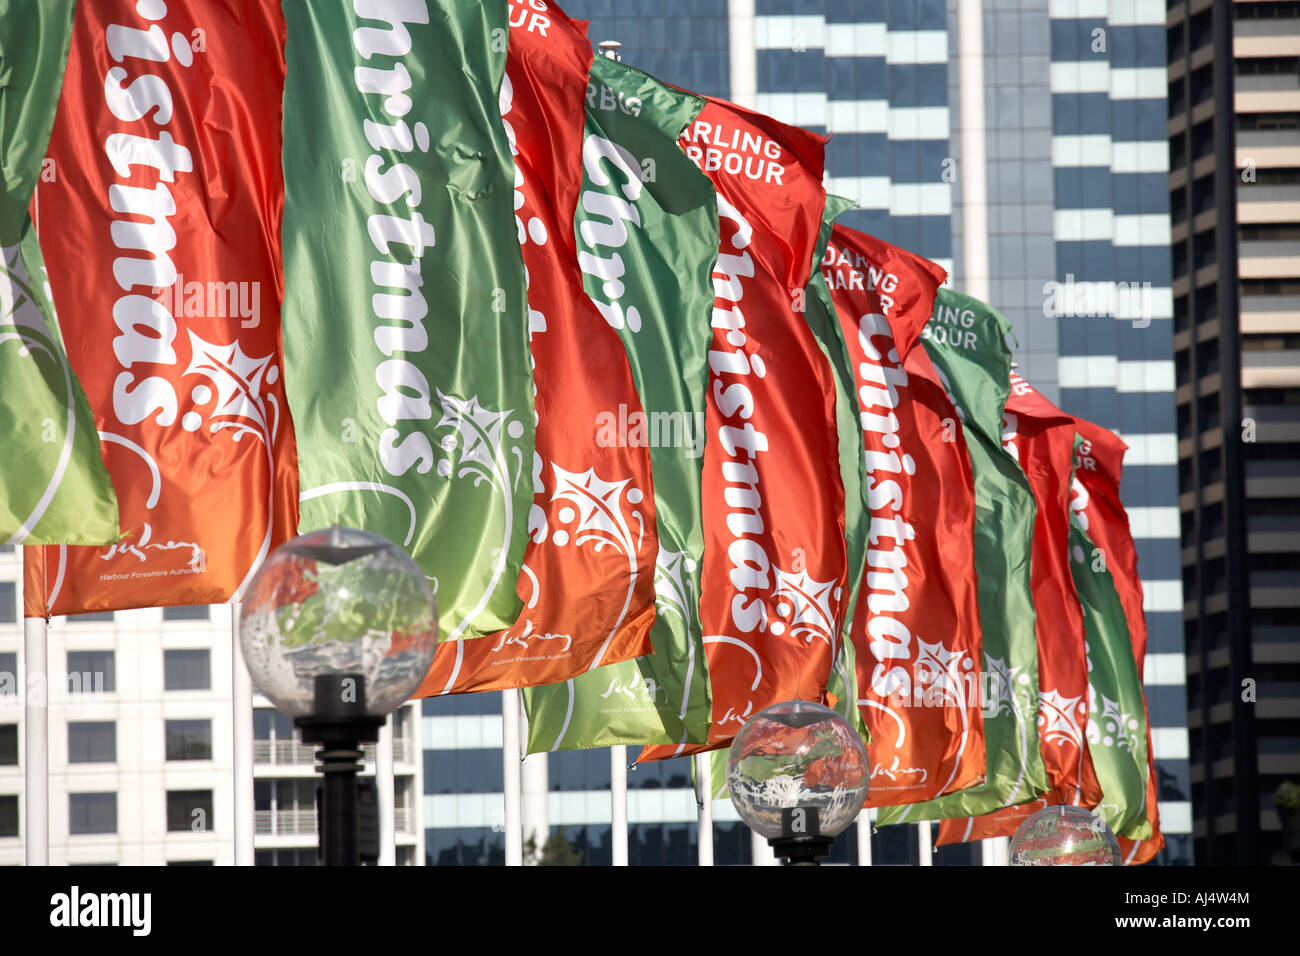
left=1072, top=413, right=1163, bottom=863
left=640, top=97, right=847, bottom=761
left=937, top=371, right=1103, bottom=844
left=415, top=1, right=657, bottom=695
left=24, top=0, right=297, bottom=616
left=825, top=226, right=987, bottom=805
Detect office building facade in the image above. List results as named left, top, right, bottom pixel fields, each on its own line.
left=1167, top=0, right=1300, bottom=865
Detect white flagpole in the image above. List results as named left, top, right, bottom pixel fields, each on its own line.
left=376, top=714, right=396, bottom=865
left=957, top=0, right=989, bottom=300
left=231, top=604, right=254, bottom=865
left=917, top=821, right=933, bottom=866
left=519, top=703, right=548, bottom=859
left=611, top=745, right=629, bottom=865
left=982, top=835, right=1009, bottom=866
left=23, top=615, right=48, bottom=866
left=696, top=752, right=713, bottom=866
left=501, top=689, right=523, bottom=865
left=857, top=809, right=873, bottom=866
left=751, top=828, right=777, bottom=865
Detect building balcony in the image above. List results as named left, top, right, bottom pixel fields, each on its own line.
left=254, top=809, right=318, bottom=836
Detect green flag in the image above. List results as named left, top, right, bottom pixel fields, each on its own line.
left=878, top=288, right=1047, bottom=823
left=1069, top=443, right=1151, bottom=839
left=1, top=3, right=119, bottom=544
left=522, top=54, right=719, bottom=751
left=281, top=0, right=535, bottom=640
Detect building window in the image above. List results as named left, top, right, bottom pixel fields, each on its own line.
left=167, top=790, right=213, bottom=833
left=69, top=793, right=117, bottom=835
left=255, top=848, right=317, bottom=866
left=0, top=652, right=14, bottom=698
left=65, top=650, right=115, bottom=694
left=163, top=605, right=210, bottom=621
left=68, top=611, right=113, bottom=623
left=164, top=649, right=210, bottom=691
left=0, top=725, right=16, bottom=766
left=67, top=722, right=116, bottom=764
left=0, top=582, right=14, bottom=624
left=166, top=860, right=213, bottom=866
left=165, top=719, right=212, bottom=761
left=0, top=795, right=17, bottom=837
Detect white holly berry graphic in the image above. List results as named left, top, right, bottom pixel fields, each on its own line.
left=1038, top=687, right=1086, bottom=750
left=653, top=547, right=697, bottom=628
left=770, top=565, right=839, bottom=645
left=914, top=638, right=971, bottom=710
left=434, top=391, right=526, bottom=644
left=548, top=464, right=643, bottom=556
left=182, top=331, right=279, bottom=443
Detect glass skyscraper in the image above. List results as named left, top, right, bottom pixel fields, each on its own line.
left=421, top=0, right=1191, bottom=865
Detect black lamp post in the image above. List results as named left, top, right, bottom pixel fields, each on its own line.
left=239, top=527, right=439, bottom=866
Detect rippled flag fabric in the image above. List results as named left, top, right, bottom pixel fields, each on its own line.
left=935, top=371, right=1103, bottom=845
left=0, top=1, right=119, bottom=547
left=824, top=228, right=988, bottom=807
left=640, top=97, right=850, bottom=763
left=522, top=53, right=719, bottom=751
left=879, top=289, right=1049, bottom=825
left=281, top=0, right=535, bottom=642
left=1071, top=418, right=1159, bottom=850
left=24, top=0, right=297, bottom=616
left=415, top=0, right=658, bottom=697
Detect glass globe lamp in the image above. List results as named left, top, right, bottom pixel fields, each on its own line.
left=239, top=526, right=438, bottom=718
left=727, top=699, right=869, bottom=864
left=1008, top=805, right=1122, bottom=866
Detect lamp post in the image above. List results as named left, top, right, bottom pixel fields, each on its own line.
left=727, top=699, right=869, bottom=866
left=239, top=527, right=438, bottom=866
left=1008, top=805, right=1123, bottom=866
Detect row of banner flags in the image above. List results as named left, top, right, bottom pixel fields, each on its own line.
left=0, top=0, right=1161, bottom=859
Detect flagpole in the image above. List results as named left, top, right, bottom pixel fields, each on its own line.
left=376, top=713, right=396, bottom=865
left=611, top=745, right=629, bottom=865
left=751, top=828, right=777, bottom=865
left=501, top=689, right=523, bottom=865
left=231, top=604, right=254, bottom=865
left=857, top=810, right=873, bottom=866
left=696, top=752, right=713, bottom=866
left=956, top=0, right=989, bottom=301
left=917, top=821, right=933, bottom=866
left=982, top=836, right=1009, bottom=866
left=23, top=614, right=48, bottom=866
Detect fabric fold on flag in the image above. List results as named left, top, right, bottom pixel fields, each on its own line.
left=522, top=52, right=720, bottom=751
left=1, top=2, right=118, bottom=547
left=936, top=370, right=1102, bottom=845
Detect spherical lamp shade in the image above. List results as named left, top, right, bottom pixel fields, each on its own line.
left=726, top=699, right=869, bottom=841
left=239, top=527, right=438, bottom=717
left=1008, top=805, right=1122, bottom=866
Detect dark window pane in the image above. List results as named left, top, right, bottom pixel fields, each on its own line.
left=0, top=583, right=14, bottom=623
left=68, top=611, right=113, bottom=623
left=167, top=790, right=213, bottom=832
left=67, top=722, right=116, bottom=763
left=163, top=649, right=210, bottom=691
left=163, top=605, right=210, bottom=621
left=0, top=725, right=15, bottom=766
left=165, top=719, right=212, bottom=761
left=69, top=793, right=117, bottom=835
left=0, top=795, right=17, bottom=837
left=65, top=651, right=115, bottom=693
